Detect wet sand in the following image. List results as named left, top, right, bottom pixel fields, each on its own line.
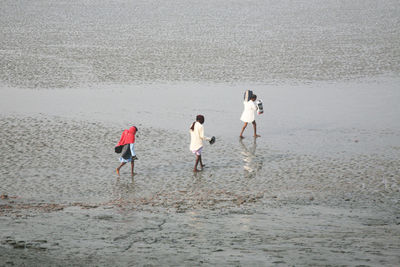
left=1, top=0, right=399, bottom=88
left=1, top=204, right=399, bottom=266
left=1, top=0, right=400, bottom=264
left=0, top=104, right=399, bottom=265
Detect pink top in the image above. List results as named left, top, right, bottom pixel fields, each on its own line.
left=116, top=126, right=136, bottom=146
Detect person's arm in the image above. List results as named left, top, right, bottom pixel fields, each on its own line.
left=199, top=124, right=211, bottom=141
left=130, top=143, right=136, bottom=156
left=251, top=101, right=257, bottom=111
left=117, top=130, right=126, bottom=146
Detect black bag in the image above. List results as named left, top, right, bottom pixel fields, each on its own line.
left=121, top=144, right=132, bottom=159
left=115, top=145, right=123, bottom=153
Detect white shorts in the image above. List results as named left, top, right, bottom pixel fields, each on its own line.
left=192, top=147, right=203, bottom=156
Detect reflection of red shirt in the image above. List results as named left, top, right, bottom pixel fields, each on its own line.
left=117, top=127, right=136, bottom=146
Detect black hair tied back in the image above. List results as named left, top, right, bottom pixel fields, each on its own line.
left=190, top=114, right=205, bottom=131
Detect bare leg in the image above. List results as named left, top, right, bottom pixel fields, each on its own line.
left=240, top=122, right=248, bottom=138
left=194, top=155, right=200, bottom=172
left=130, top=160, right=135, bottom=176
left=116, top=162, right=126, bottom=175
left=199, top=155, right=205, bottom=169
left=252, top=121, right=260, bottom=137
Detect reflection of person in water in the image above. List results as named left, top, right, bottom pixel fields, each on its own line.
left=240, top=138, right=262, bottom=174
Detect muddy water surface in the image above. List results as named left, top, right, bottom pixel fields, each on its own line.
left=1, top=115, right=399, bottom=266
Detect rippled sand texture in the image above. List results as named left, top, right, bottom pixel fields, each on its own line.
left=0, top=116, right=118, bottom=204
left=1, top=0, right=400, bottom=88
left=1, top=206, right=399, bottom=266
left=1, top=0, right=400, bottom=265
left=1, top=116, right=399, bottom=210
left=1, top=115, right=399, bottom=265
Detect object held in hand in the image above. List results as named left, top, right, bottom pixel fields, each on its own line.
left=115, top=145, right=123, bottom=153
left=209, top=136, right=216, bottom=144
left=256, top=99, right=264, bottom=114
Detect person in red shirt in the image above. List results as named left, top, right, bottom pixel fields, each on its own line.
left=116, top=126, right=138, bottom=176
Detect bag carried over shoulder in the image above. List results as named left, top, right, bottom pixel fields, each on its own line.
left=244, top=90, right=253, bottom=101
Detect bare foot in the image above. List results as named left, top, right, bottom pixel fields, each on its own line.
left=254, top=134, right=261, bottom=138
left=116, top=168, right=120, bottom=176
left=239, top=135, right=245, bottom=139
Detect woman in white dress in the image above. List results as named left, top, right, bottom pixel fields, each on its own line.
left=240, top=95, right=260, bottom=138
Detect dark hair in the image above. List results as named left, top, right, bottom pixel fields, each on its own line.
left=251, top=94, right=257, bottom=100
left=190, top=115, right=205, bottom=131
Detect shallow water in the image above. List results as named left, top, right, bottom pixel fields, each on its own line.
left=0, top=115, right=399, bottom=207
left=0, top=114, right=399, bottom=265
left=1, top=77, right=400, bottom=267
left=1, top=205, right=399, bottom=266
left=1, top=0, right=400, bottom=265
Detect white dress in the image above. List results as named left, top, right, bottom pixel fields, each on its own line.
left=240, top=100, right=257, bottom=123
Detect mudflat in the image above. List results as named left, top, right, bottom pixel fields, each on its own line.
left=1, top=0, right=400, bottom=265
